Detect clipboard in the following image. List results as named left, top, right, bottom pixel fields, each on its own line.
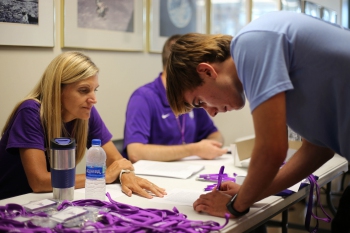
left=231, top=135, right=303, bottom=168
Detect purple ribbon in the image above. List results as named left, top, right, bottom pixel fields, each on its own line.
left=202, top=166, right=237, bottom=191
left=304, top=174, right=332, bottom=233
left=0, top=192, right=230, bottom=232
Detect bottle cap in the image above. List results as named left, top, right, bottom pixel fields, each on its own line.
left=92, top=139, right=101, bottom=146
left=50, top=138, right=76, bottom=150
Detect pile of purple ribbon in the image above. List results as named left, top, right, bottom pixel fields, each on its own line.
left=0, top=192, right=230, bottom=232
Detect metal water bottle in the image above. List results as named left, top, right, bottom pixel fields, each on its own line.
left=50, top=138, right=76, bottom=201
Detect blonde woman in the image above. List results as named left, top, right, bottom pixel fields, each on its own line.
left=0, top=51, right=165, bottom=200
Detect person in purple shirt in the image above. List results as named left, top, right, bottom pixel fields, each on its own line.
left=0, top=51, right=166, bottom=200
left=123, top=35, right=227, bottom=162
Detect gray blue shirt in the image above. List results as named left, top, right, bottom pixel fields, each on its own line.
left=231, top=11, right=350, bottom=160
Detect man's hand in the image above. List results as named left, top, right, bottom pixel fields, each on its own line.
left=194, top=139, right=228, bottom=159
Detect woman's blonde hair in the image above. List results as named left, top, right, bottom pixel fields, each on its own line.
left=1, top=51, right=99, bottom=164
left=166, top=33, right=233, bottom=116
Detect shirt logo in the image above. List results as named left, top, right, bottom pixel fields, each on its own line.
left=162, top=113, right=170, bottom=119
left=189, top=110, right=194, bottom=119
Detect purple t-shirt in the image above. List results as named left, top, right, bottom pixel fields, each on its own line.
left=0, top=100, right=112, bottom=199
left=123, top=74, right=218, bottom=158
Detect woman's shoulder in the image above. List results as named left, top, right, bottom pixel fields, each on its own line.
left=18, top=99, right=40, bottom=110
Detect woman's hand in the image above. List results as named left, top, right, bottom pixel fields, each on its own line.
left=105, top=158, right=134, bottom=183
left=120, top=172, right=167, bottom=198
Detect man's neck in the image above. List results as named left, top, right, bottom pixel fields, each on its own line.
left=161, top=71, right=166, bottom=88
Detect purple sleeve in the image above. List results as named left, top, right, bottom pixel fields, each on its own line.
left=6, top=100, right=46, bottom=153
left=193, top=108, right=218, bottom=141
left=124, top=93, right=151, bottom=147
left=87, top=106, right=113, bottom=148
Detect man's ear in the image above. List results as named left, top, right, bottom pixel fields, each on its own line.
left=196, top=63, right=217, bottom=79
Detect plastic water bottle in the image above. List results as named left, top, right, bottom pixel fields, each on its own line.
left=85, top=139, right=106, bottom=200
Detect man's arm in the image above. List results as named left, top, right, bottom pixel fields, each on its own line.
left=232, top=92, right=289, bottom=212
left=193, top=139, right=334, bottom=218
left=232, top=92, right=334, bottom=212
left=127, top=141, right=227, bottom=163
left=206, top=131, right=224, bottom=144
left=256, top=139, right=334, bottom=201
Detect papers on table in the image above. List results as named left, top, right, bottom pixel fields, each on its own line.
left=133, top=160, right=204, bottom=179
left=151, top=188, right=281, bottom=208
left=151, top=188, right=206, bottom=206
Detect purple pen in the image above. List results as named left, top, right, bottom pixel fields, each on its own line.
left=216, top=166, right=225, bottom=191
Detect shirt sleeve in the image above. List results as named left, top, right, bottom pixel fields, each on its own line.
left=6, top=102, right=46, bottom=154
left=88, top=106, right=112, bottom=148
left=193, top=109, right=218, bottom=141
left=123, top=92, right=152, bottom=147
left=231, top=30, right=294, bottom=112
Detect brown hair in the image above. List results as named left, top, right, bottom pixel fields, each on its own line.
left=166, top=33, right=233, bottom=116
left=162, top=34, right=182, bottom=71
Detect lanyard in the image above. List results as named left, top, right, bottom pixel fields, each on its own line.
left=305, top=174, right=332, bottom=233
left=0, top=192, right=230, bottom=232
left=176, top=115, right=186, bottom=144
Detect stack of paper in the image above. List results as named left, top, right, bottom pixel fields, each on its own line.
left=133, top=160, right=204, bottom=179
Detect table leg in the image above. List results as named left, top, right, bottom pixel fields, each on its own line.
left=326, top=181, right=337, bottom=216
left=281, top=210, right=288, bottom=233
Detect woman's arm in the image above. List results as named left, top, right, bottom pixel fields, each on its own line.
left=127, top=141, right=227, bottom=163
left=20, top=148, right=86, bottom=192
left=21, top=142, right=166, bottom=198
left=206, top=131, right=224, bottom=144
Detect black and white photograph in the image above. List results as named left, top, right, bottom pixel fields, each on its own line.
left=159, top=0, right=196, bottom=37
left=0, top=0, right=38, bottom=25
left=62, top=0, right=144, bottom=51
left=0, top=0, right=53, bottom=47
left=77, top=0, right=134, bottom=32
left=148, top=0, right=206, bottom=53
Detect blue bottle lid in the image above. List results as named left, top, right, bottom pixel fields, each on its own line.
left=50, top=138, right=76, bottom=150
left=92, top=139, right=101, bottom=146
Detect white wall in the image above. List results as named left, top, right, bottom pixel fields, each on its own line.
left=0, top=0, right=254, bottom=165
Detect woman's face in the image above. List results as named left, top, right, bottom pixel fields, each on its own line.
left=61, top=75, right=99, bottom=122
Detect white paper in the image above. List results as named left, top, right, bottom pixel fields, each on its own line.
left=151, top=188, right=207, bottom=206
left=75, top=185, right=124, bottom=199
left=151, top=189, right=281, bottom=209
left=133, top=160, right=204, bottom=179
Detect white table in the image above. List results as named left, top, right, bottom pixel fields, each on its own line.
left=0, top=153, right=348, bottom=233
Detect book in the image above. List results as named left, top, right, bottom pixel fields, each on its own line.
left=133, top=160, right=204, bottom=179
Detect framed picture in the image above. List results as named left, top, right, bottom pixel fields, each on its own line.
left=0, top=0, right=54, bottom=47
left=210, top=0, right=248, bottom=36
left=303, top=0, right=338, bottom=24
left=61, top=0, right=144, bottom=51
left=148, top=0, right=207, bottom=53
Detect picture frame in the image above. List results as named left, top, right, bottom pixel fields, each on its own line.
left=0, top=0, right=54, bottom=47
left=147, top=0, right=207, bottom=53
left=61, top=0, right=144, bottom=51
left=210, top=0, right=249, bottom=36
